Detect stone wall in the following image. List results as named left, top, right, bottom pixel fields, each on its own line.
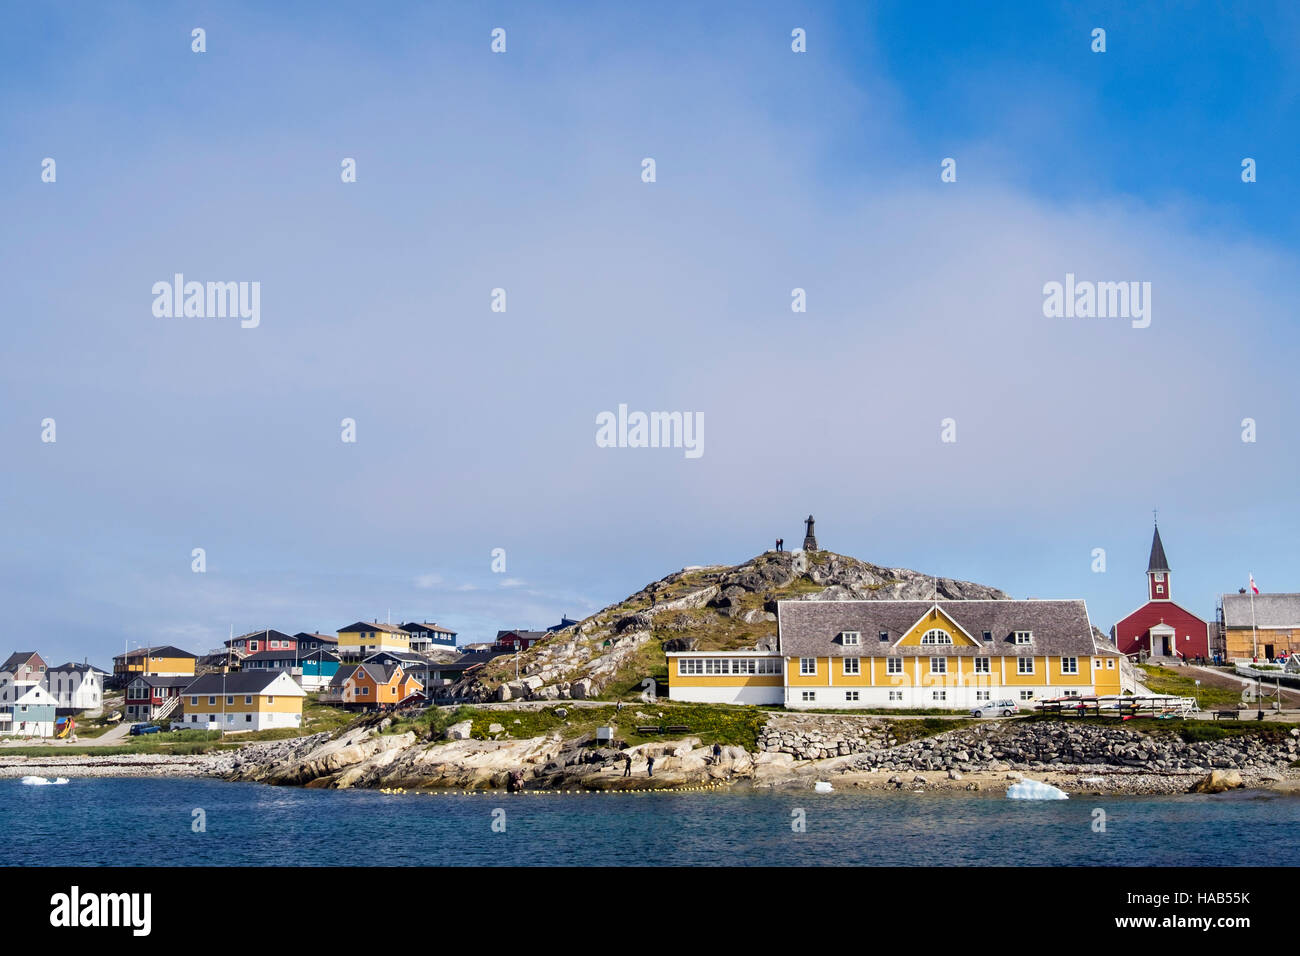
left=759, top=713, right=1300, bottom=774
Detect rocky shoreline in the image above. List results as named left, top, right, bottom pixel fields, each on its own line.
left=6, top=715, right=1296, bottom=797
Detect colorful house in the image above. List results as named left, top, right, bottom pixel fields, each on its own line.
left=668, top=599, right=1123, bottom=709
left=241, top=647, right=341, bottom=691
left=340, top=663, right=423, bottom=710
left=294, top=632, right=339, bottom=653
left=1220, top=592, right=1300, bottom=661
left=401, top=622, right=458, bottom=652
left=112, top=645, right=198, bottom=682
left=337, top=622, right=411, bottom=660
left=0, top=651, right=47, bottom=704
left=494, top=630, right=547, bottom=652
left=0, top=684, right=58, bottom=737
left=1112, top=524, right=1211, bottom=659
left=176, top=672, right=306, bottom=731
left=225, top=629, right=298, bottom=658
left=124, top=675, right=193, bottom=722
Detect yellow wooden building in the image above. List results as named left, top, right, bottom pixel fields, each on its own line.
left=111, top=645, right=198, bottom=681
left=668, top=599, right=1123, bottom=709
left=336, top=621, right=411, bottom=660
left=1219, top=592, right=1300, bottom=661
left=173, top=671, right=305, bottom=732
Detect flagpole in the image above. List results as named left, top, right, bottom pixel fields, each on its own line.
left=1250, top=576, right=1258, bottom=660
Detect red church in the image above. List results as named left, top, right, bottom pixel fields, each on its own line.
left=1112, top=523, right=1211, bottom=660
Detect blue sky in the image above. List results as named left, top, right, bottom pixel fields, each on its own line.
left=2, top=2, right=1297, bottom=664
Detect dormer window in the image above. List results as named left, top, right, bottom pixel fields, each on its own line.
left=982, top=631, right=993, bottom=642
left=921, top=629, right=953, bottom=645
left=879, top=631, right=889, bottom=642
left=1014, top=631, right=1032, bottom=645
left=841, top=631, right=860, bottom=646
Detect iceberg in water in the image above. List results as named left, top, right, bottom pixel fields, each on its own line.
left=814, top=781, right=833, bottom=793
left=19, top=776, right=69, bottom=786
left=1006, top=778, right=1068, bottom=800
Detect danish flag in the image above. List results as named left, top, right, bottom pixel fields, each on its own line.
left=1249, top=574, right=1259, bottom=595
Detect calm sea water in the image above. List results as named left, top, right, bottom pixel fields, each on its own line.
left=3, top=777, right=1297, bottom=866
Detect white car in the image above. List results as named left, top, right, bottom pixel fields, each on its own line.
left=971, top=699, right=1019, bottom=718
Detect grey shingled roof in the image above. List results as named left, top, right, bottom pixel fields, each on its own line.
left=183, top=672, right=298, bottom=695
left=1147, top=525, right=1170, bottom=572
left=776, top=600, right=1112, bottom=659
left=1221, top=593, right=1300, bottom=628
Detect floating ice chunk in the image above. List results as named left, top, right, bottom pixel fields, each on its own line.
left=1006, top=778, right=1068, bottom=800
left=814, top=781, right=833, bottom=792
left=20, top=775, right=68, bottom=786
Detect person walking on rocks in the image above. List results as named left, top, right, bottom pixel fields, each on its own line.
left=647, top=753, right=655, bottom=777
left=712, top=742, right=722, bottom=763
left=623, top=752, right=632, bottom=777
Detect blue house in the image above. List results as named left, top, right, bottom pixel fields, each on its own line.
left=240, top=648, right=340, bottom=691
left=0, top=684, right=58, bottom=737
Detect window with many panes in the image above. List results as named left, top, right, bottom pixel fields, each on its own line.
left=930, top=657, right=947, bottom=674
left=976, top=690, right=990, bottom=701
left=931, top=690, right=946, bottom=701
left=1060, top=657, right=1078, bottom=674
left=973, top=657, right=990, bottom=673
left=886, top=658, right=903, bottom=675
left=845, top=691, right=859, bottom=702
left=921, top=629, right=952, bottom=645
left=843, top=658, right=860, bottom=675
left=1017, top=657, right=1034, bottom=674
left=800, top=658, right=817, bottom=675
left=888, top=690, right=903, bottom=701
left=842, top=631, right=860, bottom=646
left=1014, top=631, right=1032, bottom=645
left=801, top=691, right=816, bottom=702
left=1019, top=690, right=1035, bottom=701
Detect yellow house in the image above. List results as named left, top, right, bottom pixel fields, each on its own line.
left=112, top=645, right=198, bottom=681
left=337, top=621, right=411, bottom=660
left=669, top=599, right=1123, bottom=709
left=174, top=671, right=305, bottom=732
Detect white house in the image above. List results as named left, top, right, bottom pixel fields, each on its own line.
left=43, top=662, right=108, bottom=716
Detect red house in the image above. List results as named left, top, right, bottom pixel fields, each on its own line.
left=1112, top=523, right=1210, bottom=660
left=494, top=630, right=547, bottom=652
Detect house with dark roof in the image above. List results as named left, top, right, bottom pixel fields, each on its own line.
left=339, top=662, right=423, bottom=710
left=401, top=622, right=458, bottom=652
left=1112, top=523, right=1211, bottom=660
left=337, top=621, right=411, bottom=660
left=225, top=629, right=298, bottom=657
left=495, top=630, right=548, bottom=652
left=294, top=632, right=339, bottom=653
left=175, top=671, right=306, bottom=732
left=124, top=674, right=194, bottom=723
left=42, top=662, right=109, bottom=715
left=241, top=647, right=341, bottom=691
left=112, top=645, right=198, bottom=683
left=1220, top=592, right=1300, bottom=661
left=0, top=651, right=47, bottom=704
left=668, top=598, right=1122, bottom=709
left=547, top=616, right=582, bottom=633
